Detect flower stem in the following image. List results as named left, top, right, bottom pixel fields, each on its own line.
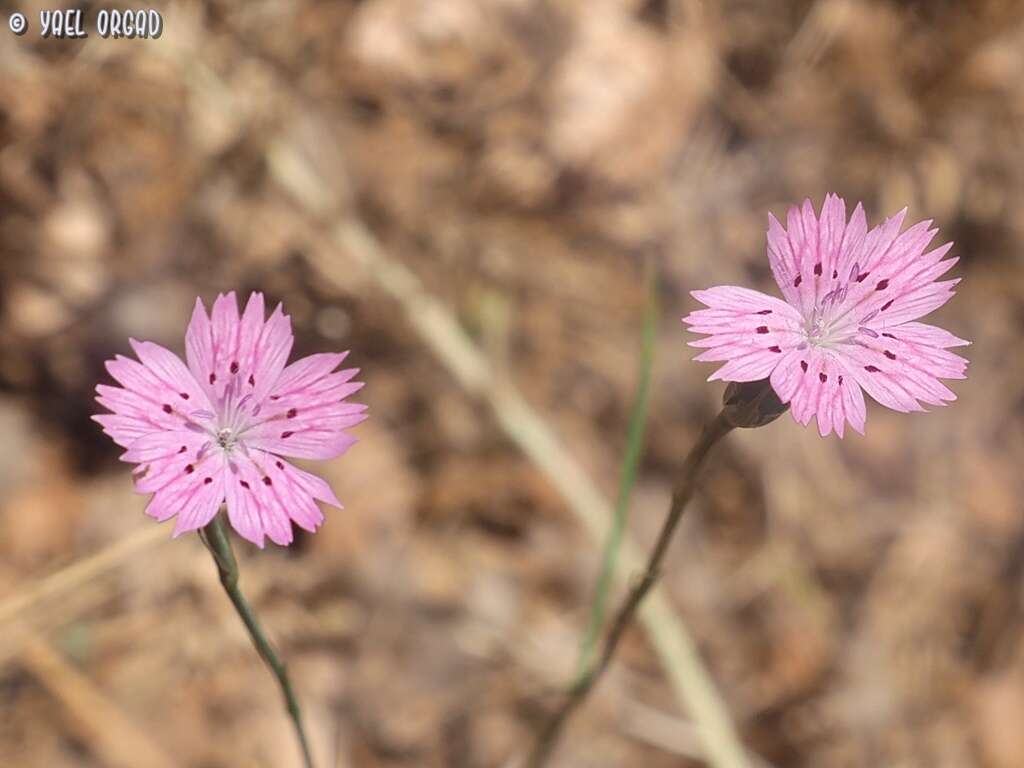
left=200, top=513, right=315, bottom=768
left=526, top=410, right=735, bottom=768
left=577, top=264, right=658, bottom=678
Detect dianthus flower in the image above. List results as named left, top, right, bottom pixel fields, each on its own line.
left=94, top=291, right=366, bottom=545
left=684, top=194, right=969, bottom=437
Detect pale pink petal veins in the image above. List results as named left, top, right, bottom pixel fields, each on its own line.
left=209, top=292, right=241, bottom=397
left=768, top=348, right=867, bottom=437
left=245, top=353, right=367, bottom=459
left=224, top=454, right=274, bottom=548
left=251, top=304, right=294, bottom=402
left=831, top=202, right=869, bottom=294
left=223, top=451, right=335, bottom=548
left=93, top=414, right=155, bottom=449
left=142, top=451, right=226, bottom=532
left=186, top=291, right=289, bottom=401
left=884, top=321, right=970, bottom=351
left=92, top=346, right=210, bottom=447
left=683, top=286, right=803, bottom=382
left=687, top=194, right=968, bottom=437
left=129, top=339, right=211, bottom=408
left=170, top=459, right=228, bottom=537
left=845, top=337, right=959, bottom=411
left=828, top=225, right=956, bottom=331
left=121, top=429, right=210, bottom=465
left=811, top=194, right=845, bottom=307
left=185, top=297, right=216, bottom=389
left=768, top=194, right=869, bottom=312
left=838, top=365, right=868, bottom=436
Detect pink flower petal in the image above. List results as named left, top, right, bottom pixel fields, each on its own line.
left=187, top=292, right=282, bottom=401
left=92, top=413, right=157, bottom=449
left=246, top=426, right=362, bottom=461
left=846, top=331, right=962, bottom=411
left=223, top=454, right=275, bottom=548
left=884, top=321, right=970, bottom=349
left=770, top=350, right=867, bottom=437
left=93, top=347, right=210, bottom=447
left=129, top=339, right=211, bottom=408
left=223, top=450, right=342, bottom=547
left=251, top=303, right=294, bottom=402
left=244, top=353, right=367, bottom=459
left=141, top=451, right=225, bottom=532
left=170, top=462, right=227, bottom=537
left=121, top=430, right=210, bottom=464
left=185, top=297, right=216, bottom=391
left=684, top=286, right=803, bottom=382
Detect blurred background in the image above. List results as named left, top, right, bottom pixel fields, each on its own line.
left=1, top=1, right=1023, bottom=766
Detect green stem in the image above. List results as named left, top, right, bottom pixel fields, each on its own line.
left=577, top=267, right=658, bottom=677
left=201, top=513, right=315, bottom=768
left=527, top=411, right=735, bottom=768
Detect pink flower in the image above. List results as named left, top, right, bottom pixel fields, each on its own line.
left=94, top=292, right=367, bottom=546
left=683, top=194, right=969, bottom=437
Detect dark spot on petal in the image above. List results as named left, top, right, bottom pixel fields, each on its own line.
left=281, top=431, right=294, bottom=439
left=813, top=262, right=822, bottom=276
left=179, top=392, right=190, bottom=400
left=864, top=365, right=881, bottom=373
left=769, top=345, right=782, bottom=353
left=286, top=408, right=297, bottom=419
left=856, top=272, right=869, bottom=283
left=800, top=360, right=808, bottom=373
left=881, top=332, right=897, bottom=339
left=884, top=350, right=896, bottom=360
left=832, top=269, right=838, bottom=279
left=756, top=309, right=772, bottom=315
left=880, top=299, right=894, bottom=311
left=162, top=404, right=173, bottom=414
left=203, top=477, right=213, bottom=485
left=185, top=464, right=195, bottom=474
left=230, top=361, right=239, bottom=374
left=875, top=279, right=889, bottom=291
left=248, top=374, right=256, bottom=386
left=178, top=445, right=187, bottom=454
left=756, top=326, right=769, bottom=334
left=209, top=373, right=216, bottom=384
left=793, top=274, right=802, bottom=287
left=275, top=460, right=284, bottom=470
left=838, top=375, right=844, bottom=385
left=819, top=372, right=828, bottom=382
left=240, top=480, right=250, bottom=489
left=262, top=476, right=272, bottom=486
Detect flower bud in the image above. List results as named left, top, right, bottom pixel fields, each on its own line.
left=722, top=379, right=789, bottom=429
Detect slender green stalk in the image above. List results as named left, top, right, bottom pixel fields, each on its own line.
left=200, top=513, right=315, bottom=768
left=576, top=268, right=658, bottom=677
left=527, top=411, right=735, bottom=768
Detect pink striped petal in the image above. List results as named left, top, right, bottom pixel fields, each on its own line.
left=223, top=451, right=342, bottom=547
left=251, top=303, right=293, bottom=402
left=684, top=286, right=803, bottom=381
left=141, top=452, right=225, bottom=532
left=92, top=413, right=158, bottom=449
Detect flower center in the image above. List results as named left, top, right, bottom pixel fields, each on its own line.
left=216, top=427, right=239, bottom=452
left=804, top=307, right=840, bottom=348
